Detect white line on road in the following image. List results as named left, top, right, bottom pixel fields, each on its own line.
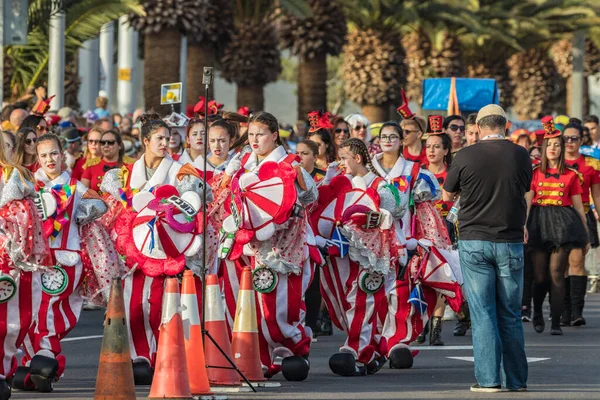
left=62, top=335, right=103, bottom=342
left=447, top=356, right=550, bottom=363
left=413, top=345, right=473, bottom=351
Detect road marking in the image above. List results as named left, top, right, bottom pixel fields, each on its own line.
left=447, top=356, right=550, bottom=363
left=413, top=345, right=473, bottom=351
left=62, top=335, right=103, bottom=342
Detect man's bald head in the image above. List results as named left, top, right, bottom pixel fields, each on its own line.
left=9, top=109, right=29, bottom=130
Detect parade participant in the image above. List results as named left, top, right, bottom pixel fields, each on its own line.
left=61, top=128, right=83, bottom=173
left=194, top=118, right=234, bottom=181
left=444, top=115, right=465, bottom=153
left=331, top=116, right=350, bottom=158
left=14, top=128, right=40, bottom=173
left=562, top=121, right=600, bottom=326
left=217, top=111, right=318, bottom=381
left=2, top=130, right=16, bottom=161
left=314, top=137, right=404, bottom=376
left=167, top=125, right=185, bottom=161
left=526, top=116, right=589, bottom=335
left=464, top=114, right=479, bottom=146
left=81, top=130, right=135, bottom=192
left=306, top=110, right=336, bottom=171
left=71, top=127, right=103, bottom=180
left=99, top=112, right=208, bottom=385
left=296, top=140, right=326, bottom=183
left=397, top=89, right=428, bottom=166
left=371, top=117, right=463, bottom=365
left=20, top=133, right=112, bottom=392
left=345, top=114, right=380, bottom=155
left=0, top=134, right=51, bottom=399
left=178, top=118, right=205, bottom=165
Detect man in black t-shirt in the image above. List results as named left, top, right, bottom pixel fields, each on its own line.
left=443, top=104, right=531, bottom=393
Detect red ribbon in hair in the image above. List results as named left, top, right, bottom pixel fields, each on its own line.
left=193, top=96, right=223, bottom=117
left=307, top=110, right=333, bottom=133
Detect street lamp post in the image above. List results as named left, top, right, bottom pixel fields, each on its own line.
left=48, top=1, right=65, bottom=110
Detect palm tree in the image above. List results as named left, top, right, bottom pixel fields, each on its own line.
left=341, top=0, right=484, bottom=123
left=219, top=0, right=311, bottom=111
left=128, top=0, right=202, bottom=115
left=278, top=0, right=346, bottom=120
left=4, top=0, right=144, bottom=104
left=185, top=0, right=234, bottom=104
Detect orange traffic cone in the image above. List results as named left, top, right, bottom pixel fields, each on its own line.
left=231, top=267, right=265, bottom=381
left=94, top=278, right=136, bottom=400
left=180, top=271, right=212, bottom=395
left=204, top=273, right=242, bottom=386
left=148, top=278, right=192, bottom=399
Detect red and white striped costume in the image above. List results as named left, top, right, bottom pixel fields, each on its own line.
left=218, top=145, right=320, bottom=372
left=22, top=170, right=108, bottom=371
left=0, top=167, right=51, bottom=380
left=315, top=173, right=403, bottom=364
left=100, top=155, right=208, bottom=367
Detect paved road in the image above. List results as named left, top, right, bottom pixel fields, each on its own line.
left=11, top=294, right=600, bottom=399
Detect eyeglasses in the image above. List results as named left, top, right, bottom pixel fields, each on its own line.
left=449, top=125, right=465, bottom=132
left=403, top=129, right=420, bottom=135
left=25, top=137, right=37, bottom=145
left=335, top=128, right=350, bottom=134
left=36, top=125, right=47, bottom=133
left=101, top=140, right=117, bottom=146
left=354, top=125, right=367, bottom=131
left=380, top=135, right=400, bottom=143
left=564, top=136, right=581, bottom=143
left=88, top=139, right=101, bottom=145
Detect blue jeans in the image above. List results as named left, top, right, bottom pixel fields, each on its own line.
left=458, top=240, right=528, bottom=389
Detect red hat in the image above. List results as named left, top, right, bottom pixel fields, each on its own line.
left=533, top=129, right=546, bottom=148
left=32, top=95, right=55, bottom=116
left=541, top=115, right=561, bottom=139
left=427, top=115, right=444, bottom=135
left=307, top=110, right=333, bottom=133
left=396, top=89, right=415, bottom=120
left=193, top=96, right=223, bottom=118
left=46, top=115, right=62, bottom=126
left=237, top=106, right=250, bottom=117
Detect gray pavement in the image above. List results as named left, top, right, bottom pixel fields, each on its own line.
left=11, top=294, right=600, bottom=400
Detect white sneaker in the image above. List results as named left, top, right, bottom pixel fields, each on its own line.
left=470, top=384, right=501, bottom=393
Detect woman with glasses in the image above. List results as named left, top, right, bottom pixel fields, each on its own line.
left=400, top=117, right=428, bottom=166
left=331, top=116, right=350, bottom=158
left=14, top=127, right=40, bottom=172
left=345, top=114, right=381, bottom=156
left=526, top=116, right=589, bottom=336
left=371, top=118, right=462, bottom=367
left=2, top=130, right=16, bottom=161
left=81, top=129, right=135, bottom=192
left=443, top=115, right=466, bottom=153
left=561, top=121, right=600, bottom=327
left=20, top=115, right=48, bottom=137
left=71, top=127, right=104, bottom=181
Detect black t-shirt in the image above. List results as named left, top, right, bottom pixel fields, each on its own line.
left=444, top=140, right=532, bottom=242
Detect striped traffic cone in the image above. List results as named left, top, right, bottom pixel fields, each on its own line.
left=231, top=267, right=265, bottom=381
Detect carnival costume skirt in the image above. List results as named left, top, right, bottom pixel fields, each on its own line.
left=586, top=210, right=599, bottom=248
left=527, top=205, right=588, bottom=252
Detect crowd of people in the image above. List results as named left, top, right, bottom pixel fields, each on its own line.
left=0, top=86, right=598, bottom=397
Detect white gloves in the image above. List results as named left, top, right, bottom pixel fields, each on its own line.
left=406, top=238, right=418, bottom=251
left=324, top=162, right=340, bottom=184
left=315, top=235, right=328, bottom=249
left=225, top=153, right=242, bottom=177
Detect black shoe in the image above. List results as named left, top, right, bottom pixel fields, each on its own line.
left=533, top=312, right=545, bottom=333
left=29, top=355, right=58, bottom=393
left=366, top=355, right=387, bottom=375
left=0, top=379, right=11, bottom=400
left=560, top=308, right=572, bottom=327
left=521, top=307, right=532, bottom=322
left=571, top=316, right=586, bottom=326
left=550, top=326, right=563, bottom=335
left=429, top=317, right=444, bottom=346
left=453, top=320, right=470, bottom=336
left=470, top=384, right=502, bottom=393
left=11, top=366, right=34, bottom=391
left=388, top=347, right=413, bottom=369
left=413, top=322, right=428, bottom=344
left=319, top=311, right=333, bottom=336
left=281, top=355, right=310, bottom=381
left=329, top=353, right=366, bottom=377
left=132, top=361, right=154, bottom=385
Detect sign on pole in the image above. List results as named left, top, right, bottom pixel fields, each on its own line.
left=3, top=0, right=29, bottom=45
left=161, top=82, right=183, bottom=105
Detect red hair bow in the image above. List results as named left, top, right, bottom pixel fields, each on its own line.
left=193, top=96, right=223, bottom=117
left=237, top=106, right=250, bottom=117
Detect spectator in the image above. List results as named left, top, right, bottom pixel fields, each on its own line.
left=443, top=104, right=530, bottom=393
left=2, top=131, right=16, bottom=161
left=111, top=113, right=122, bottom=128
left=94, top=96, right=110, bottom=119
left=464, top=113, right=479, bottom=147
left=20, top=114, right=48, bottom=137
left=9, top=109, right=29, bottom=132
left=120, top=116, right=133, bottom=135
left=14, top=128, right=40, bottom=172
left=444, top=115, right=466, bottom=153
left=583, top=115, right=599, bottom=146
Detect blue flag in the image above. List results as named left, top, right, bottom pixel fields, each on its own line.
left=408, top=284, right=428, bottom=314
left=331, top=226, right=350, bottom=258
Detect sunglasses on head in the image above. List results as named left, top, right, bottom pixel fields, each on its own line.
left=101, top=140, right=116, bottom=146
left=25, top=137, right=37, bottom=145
left=449, top=125, right=465, bottom=132
left=37, top=125, right=48, bottom=132
left=335, top=128, right=350, bottom=134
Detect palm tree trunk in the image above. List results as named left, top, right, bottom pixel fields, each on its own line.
left=361, top=104, right=388, bottom=124
left=143, top=29, right=181, bottom=116
left=237, top=84, right=264, bottom=112
left=298, top=52, right=327, bottom=120
left=566, top=76, right=590, bottom=116
left=186, top=42, right=215, bottom=106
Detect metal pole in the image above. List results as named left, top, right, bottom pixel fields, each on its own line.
left=48, top=2, right=65, bottom=110
left=571, top=30, right=585, bottom=120
left=117, top=15, right=136, bottom=115
left=99, top=22, right=115, bottom=112
left=77, top=38, right=100, bottom=112
left=179, top=35, right=187, bottom=114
